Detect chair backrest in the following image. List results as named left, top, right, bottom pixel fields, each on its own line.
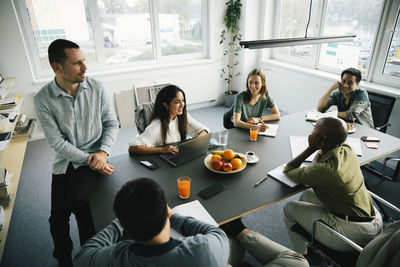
left=135, top=102, right=155, bottom=134
left=367, top=91, right=396, bottom=133
left=134, top=83, right=169, bottom=106
left=223, top=105, right=235, bottom=129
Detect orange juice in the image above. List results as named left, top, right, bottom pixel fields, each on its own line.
left=250, top=128, right=258, bottom=141
left=177, top=177, right=191, bottom=199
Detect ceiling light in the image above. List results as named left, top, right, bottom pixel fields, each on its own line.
left=240, top=35, right=356, bottom=49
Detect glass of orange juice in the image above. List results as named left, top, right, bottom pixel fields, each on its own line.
left=177, top=176, right=191, bottom=199
left=249, top=126, right=258, bottom=141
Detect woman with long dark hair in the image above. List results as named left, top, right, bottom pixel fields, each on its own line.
left=129, top=85, right=209, bottom=155
left=233, top=68, right=280, bottom=131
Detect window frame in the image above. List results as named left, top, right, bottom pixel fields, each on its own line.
left=269, top=0, right=400, bottom=89
left=271, top=0, right=322, bottom=67
left=13, top=0, right=210, bottom=79
left=370, top=0, right=400, bottom=87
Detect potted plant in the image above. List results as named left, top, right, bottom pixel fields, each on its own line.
left=220, top=0, right=242, bottom=108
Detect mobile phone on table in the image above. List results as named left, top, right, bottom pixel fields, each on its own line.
left=139, top=159, right=159, bottom=170
left=365, top=142, right=378, bottom=149
left=361, top=136, right=380, bottom=142
left=199, top=183, right=226, bottom=199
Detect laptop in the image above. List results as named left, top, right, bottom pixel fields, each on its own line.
left=160, top=132, right=211, bottom=167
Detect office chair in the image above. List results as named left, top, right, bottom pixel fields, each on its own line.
left=223, top=105, right=235, bottom=129
left=367, top=91, right=396, bottom=133
left=134, top=83, right=168, bottom=107
left=362, top=164, right=400, bottom=222
left=135, top=102, right=154, bottom=134
left=362, top=91, right=399, bottom=181
left=290, top=191, right=400, bottom=267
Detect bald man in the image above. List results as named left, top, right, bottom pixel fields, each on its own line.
left=283, top=117, right=382, bottom=255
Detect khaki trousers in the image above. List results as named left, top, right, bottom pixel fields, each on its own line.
left=284, top=188, right=383, bottom=254
left=228, top=231, right=309, bottom=267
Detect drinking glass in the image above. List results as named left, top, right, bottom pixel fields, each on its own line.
left=249, top=126, right=258, bottom=141
left=218, top=130, right=228, bottom=146
left=177, top=176, right=191, bottom=199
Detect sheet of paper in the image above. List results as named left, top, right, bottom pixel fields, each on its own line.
left=258, top=124, right=279, bottom=137
left=172, top=200, right=218, bottom=226
left=306, top=110, right=337, bottom=122
left=289, top=136, right=317, bottom=162
left=345, top=137, right=362, bottom=156
left=171, top=200, right=218, bottom=239
left=290, top=136, right=362, bottom=161
left=268, top=164, right=303, bottom=188
left=0, top=140, right=9, bottom=151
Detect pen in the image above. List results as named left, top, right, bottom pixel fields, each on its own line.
left=254, top=175, right=269, bottom=187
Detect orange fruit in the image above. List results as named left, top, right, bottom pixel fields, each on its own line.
left=230, top=158, right=242, bottom=170
left=223, top=149, right=235, bottom=160
left=211, top=155, right=223, bottom=163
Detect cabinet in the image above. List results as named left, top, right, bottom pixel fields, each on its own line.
left=0, top=78, right=27, bottom=261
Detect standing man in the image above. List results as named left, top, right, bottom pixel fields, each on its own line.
left=34, top=39, right=119, bottom=266
left=283, top=117, right=382, bottom=255
left=317, top=67, right=374, bottom=128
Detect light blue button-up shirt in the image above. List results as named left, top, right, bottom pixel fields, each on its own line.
left=34, top=77, right=119, bottom=174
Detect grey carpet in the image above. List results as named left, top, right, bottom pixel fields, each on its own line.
left=1, top=105, right=299, bottom=267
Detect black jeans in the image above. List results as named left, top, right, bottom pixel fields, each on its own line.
left=49, top=163, right=100, bottom=261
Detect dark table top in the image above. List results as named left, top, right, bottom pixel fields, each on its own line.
left=90, top=111, right=400, bottom=231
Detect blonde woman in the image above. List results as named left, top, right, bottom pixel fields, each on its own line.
left=233, top=68, right=280, bottom=131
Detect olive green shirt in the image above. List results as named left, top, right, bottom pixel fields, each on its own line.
left=283, top=144, right=374, bottom=217
left=234, top=91, right=275, bottom=122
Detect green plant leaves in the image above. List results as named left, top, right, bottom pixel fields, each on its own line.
left=220, top=0, right=242, bottom=93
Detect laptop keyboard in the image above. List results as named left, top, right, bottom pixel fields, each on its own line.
left=164, top=152, right=179, bottom=160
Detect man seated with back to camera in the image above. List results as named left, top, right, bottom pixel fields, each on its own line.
left=73, top=178, right=230, bottom=267
left=283, top=117, right=382, bottom=255
left=317, top=67, right=374, bottom=128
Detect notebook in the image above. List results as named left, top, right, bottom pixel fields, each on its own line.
left=258, top=124, right=279, bottom=137
left=160, top=132, right=211, bottom=167
left=306, top=110, right=337, bottom=122
left=268, top=164, right=300, bottom=188
left=171, top=200, right=217, bottom=238
left=289, top=135, right=362, bottom=162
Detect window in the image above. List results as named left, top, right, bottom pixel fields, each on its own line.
left=318, top=0, right=383, bottom=72
left=383, top=13, right=400, bottom=78
left=15, top=0, right=208, bottom=77
left=371, top=1, right=400, bottom=87
left=269, top=0, right=400, bottom=88
left=274, top=0, right=320, bottom=62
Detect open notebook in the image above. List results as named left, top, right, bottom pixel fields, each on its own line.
left=258, top=124, right=279, bottom=137
left=171, top=200, right=217, bottom=238
left=289, top=136, right=362, bottom=162
left=306, top=110, right=337, bottom=122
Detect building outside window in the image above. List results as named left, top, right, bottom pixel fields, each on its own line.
left=16, top=0, right=207, bottom=77
left=268, top=0, right=400, bottom=88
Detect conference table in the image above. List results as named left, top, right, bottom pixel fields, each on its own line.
left=90, top=111, right=400, bottom=232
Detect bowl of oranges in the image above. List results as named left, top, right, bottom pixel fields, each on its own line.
left=204, top=149, right=247, bottom=174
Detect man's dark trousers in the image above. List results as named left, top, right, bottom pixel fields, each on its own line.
left=49, top=163, right=100, bottom=262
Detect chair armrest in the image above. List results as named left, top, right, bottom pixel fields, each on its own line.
left=375, top=122, right=391, bottom=132
left=312, top=220, right=363, bottom=252
left=382, top=157, right=400, bottom=180
left=368, top=190, right=400, bottom=214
